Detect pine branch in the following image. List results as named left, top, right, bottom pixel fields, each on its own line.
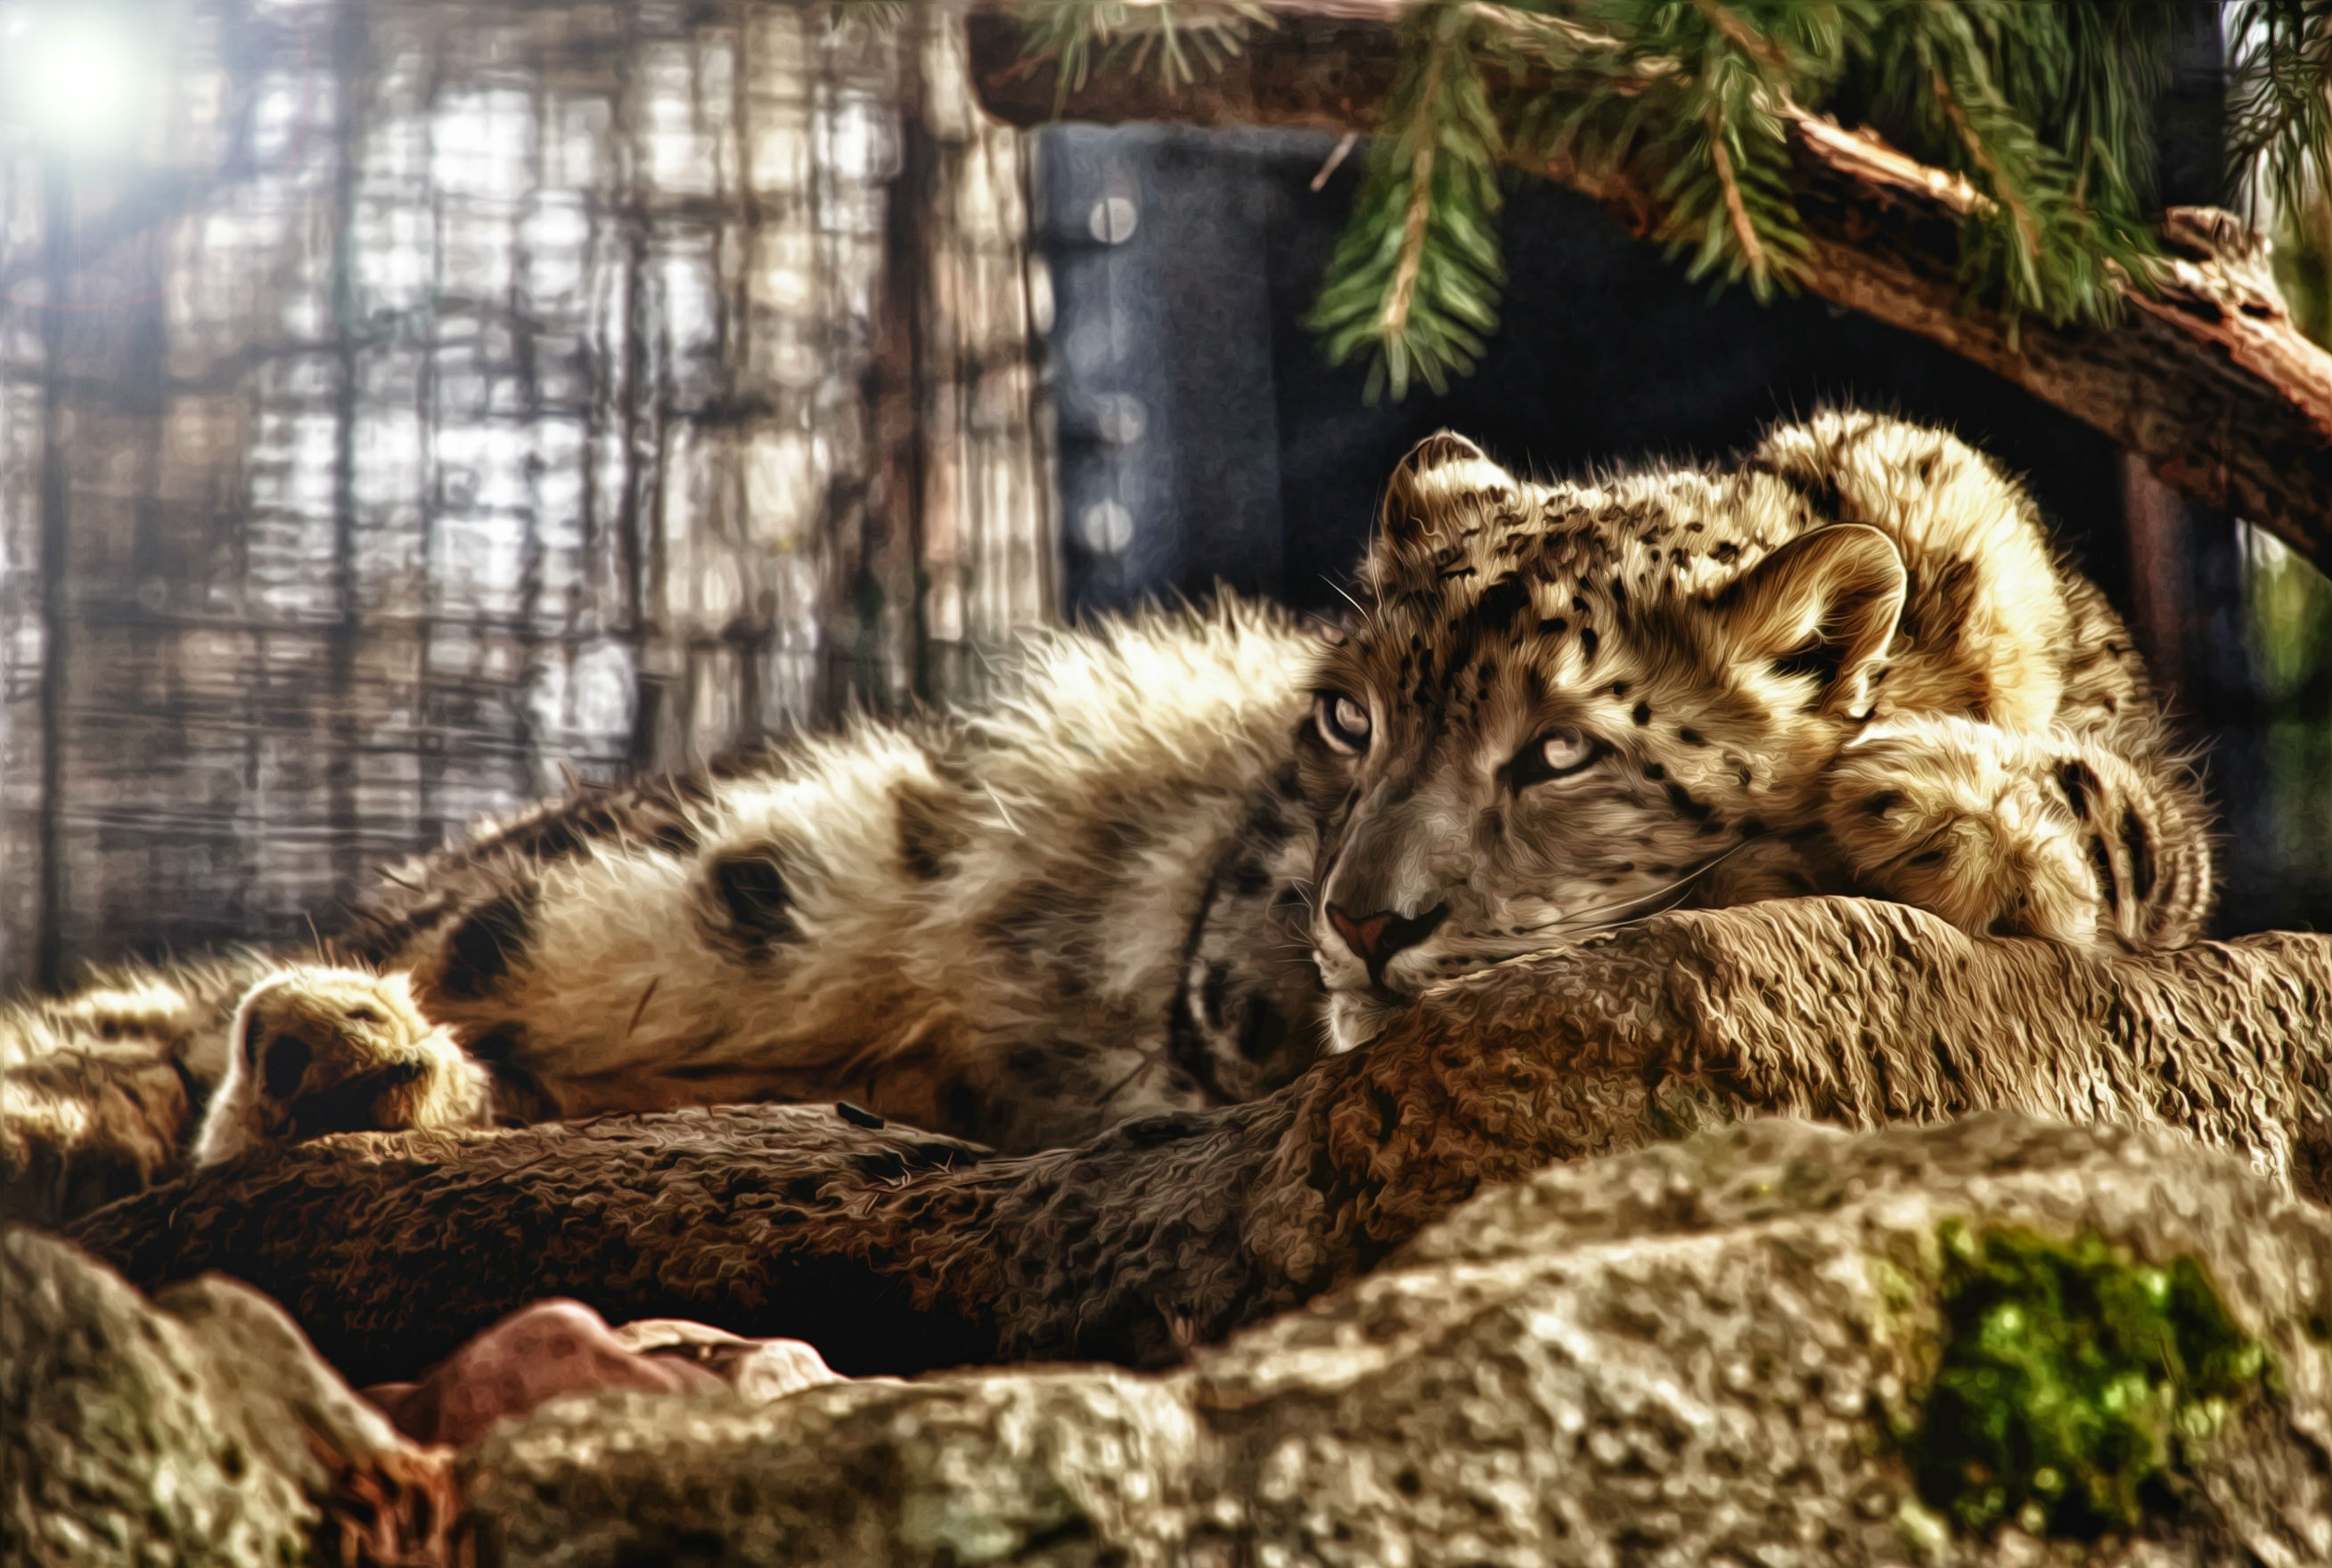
left=1704, top=105, right=1765, bottom=274
left=2228, top=0, right=2332, bottom=226
left=994, top=0, right=2332, bottom=409
left=1691, top=0, right=1788, bottom=72
left=1383, top=61, right=1444, bottom=339
left=1837, top=2, right=2137, bottom=328
left=1930, top=64, right=2042, bottom=257
left=1642, top=0, right=1815, bottom=298
left=968, top=1, right=2332, bottom=574
left=2047, top=0, right=2176, bottom=214
left=1304, top=4, right=1506, bottom=399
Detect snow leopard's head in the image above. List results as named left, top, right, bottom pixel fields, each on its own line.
left=1299, top=430, right=1906, bottom=1049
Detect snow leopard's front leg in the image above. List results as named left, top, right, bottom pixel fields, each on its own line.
left=192, top=967, right=495, bottom=1167
left=1816, top=716, right=2213, bottom=949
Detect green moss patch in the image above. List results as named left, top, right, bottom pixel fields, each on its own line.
left=1901, top=1221, right=2269, bottom=1539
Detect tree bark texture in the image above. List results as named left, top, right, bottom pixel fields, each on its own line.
left=964, top=0, right=2332, bottom=576
left=67, top=898, right=2332, bottom=1389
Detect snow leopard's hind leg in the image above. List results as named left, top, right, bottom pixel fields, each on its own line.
left=1817, top=715, right=2214, bottom=949
left=0, top=954, right=267, bottom=1224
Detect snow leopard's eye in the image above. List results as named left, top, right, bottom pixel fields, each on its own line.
left=1510, top=727, right=1600, bottom=788
left=1314, top=691, right=1372, bottom=755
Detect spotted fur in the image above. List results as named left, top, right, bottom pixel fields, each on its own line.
left=1298, top=410, right=2211, bottom=1045
left=4, top=412, right=2213, bottom=1187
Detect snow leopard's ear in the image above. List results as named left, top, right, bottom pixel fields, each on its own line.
left=1367, top=431, right=1519, bottom=584
left=1705, top=524, right=1906, bottom=720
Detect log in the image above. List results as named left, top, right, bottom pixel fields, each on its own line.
left=964, top=1, right=2332, bottom=576
left=67, top=898, right=2332, bottom=1388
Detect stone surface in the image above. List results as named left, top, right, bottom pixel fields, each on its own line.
left=15, top=1114, right=2332, bottom=1565
left=0, top=1228, right=449, bottom=1567
left=462, top=1115, right=2332, bottom=1567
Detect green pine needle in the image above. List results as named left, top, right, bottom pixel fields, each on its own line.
left=1015, top=1, right=1269, bottom=106
left=1304, top=6, right=1508, bottom=399
left=2229, top=1, right=2332, bottom=228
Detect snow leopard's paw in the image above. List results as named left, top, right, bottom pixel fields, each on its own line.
left=192, top=967, right=493, bottom=1166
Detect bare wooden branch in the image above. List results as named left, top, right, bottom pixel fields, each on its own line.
left=68, top=899, right=2332, bottom=1388
left=965, top=1, right=2332, bottom=575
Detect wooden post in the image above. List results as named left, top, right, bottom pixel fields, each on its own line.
left=2121, top=455, right=2194, bottom=706
left=33, top=158, right=70, bottom=991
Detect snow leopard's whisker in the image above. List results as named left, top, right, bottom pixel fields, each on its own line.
left=1507, top=833, right=1772, bottom=935
left=981, top=782, right=1021, bottom=835
left=1465, top=883, right=1703, bottom=963
left=625, top=976, right=661, bottom=1040
left=1571, top=881, right=1701, bottom=935
left=1089, top=1040, right=1170, bottom=1107
left=1323, top=577, right=1373, bottom=625
left=1483, top=829, right=1772, bottom=941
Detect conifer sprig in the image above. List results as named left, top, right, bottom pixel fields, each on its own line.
left=1305, top=4, right=1507, bottom=400
left=1015, top=0, right=1269, bottom=103
left=1620, top=1, right=1826, bottom=298
left=2228, top=0, right=2332, bottom=225
left=1849, top=1, right=2169, bottom=329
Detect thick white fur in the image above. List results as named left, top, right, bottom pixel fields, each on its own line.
left=361, top=602, right=1320, bottom=1147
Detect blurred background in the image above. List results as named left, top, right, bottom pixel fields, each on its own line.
left=4, top=0, right=2328, bottom=987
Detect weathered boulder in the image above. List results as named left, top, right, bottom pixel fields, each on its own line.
left=14, top=1114, right=2332, bottom=1566
left=0, top=1228, right=451, bottom=1566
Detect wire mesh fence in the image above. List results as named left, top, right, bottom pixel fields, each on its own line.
left=0, top=0, right=1055, bottom=986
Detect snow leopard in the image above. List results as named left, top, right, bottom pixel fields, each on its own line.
left=1, top=411, right=2212, bottom=1218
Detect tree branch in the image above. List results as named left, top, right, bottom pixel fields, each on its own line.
left=67, top=899, right=2332, bottom=1388
left=965, top=0, right=2332, bottom=575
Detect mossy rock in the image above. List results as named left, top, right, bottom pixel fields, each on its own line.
left=1901, top=1221, right=2271, bottom=1539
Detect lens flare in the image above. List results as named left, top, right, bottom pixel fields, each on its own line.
left=3, top=9, right=144, bottom=151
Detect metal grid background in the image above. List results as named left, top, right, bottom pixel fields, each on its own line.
left=1, top=1, right=1056, bottom=985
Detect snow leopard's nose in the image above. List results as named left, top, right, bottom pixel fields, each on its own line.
left=1327, top=902, right=1449, bottom=977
